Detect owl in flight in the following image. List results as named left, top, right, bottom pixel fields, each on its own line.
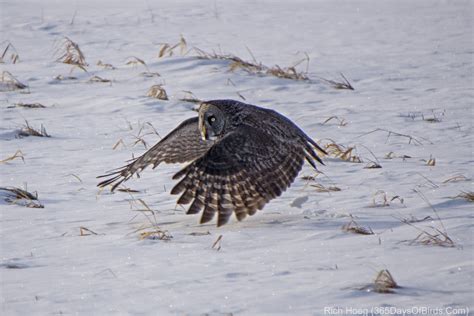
left=98, top=100, right=326, bottom=226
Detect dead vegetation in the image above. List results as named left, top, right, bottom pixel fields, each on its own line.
left=452, top=191, right=474, bottom=202
left=400, top=110, right=445, bottom=123
left=1, top=41, right=20, bottom=64
left=125, top=56, right=149, bottom=71
left=384, top=151, right=412, bottom=160
left=423, top=155, right=436, bottom=166
left=399, top=189, right=455, bottom=248
left=79, top=226, right=100, bottom=236
left=53, top=74, right=78, bottom=81
left=0, top=186, right=44, bottom=208
left=0, top=71, right=28, bottom=92
left=194, top=47, right=311, bottom=81
left=17, top=120, right=50, bottom=138
left=322, top=116, right=348, bottom=127
left=370, top=190, right=404, bottom=208
left=316, top=73, right=354, bottom=90
left=442, top=174, right=469, bottom=183
left=212, top=234, right=223, bottom=251
left=324, top=141, right=362, bottom=163
left=310, top=183, right=341, bottom=193
left=156, top=38, right=353, bottom=88
left=96, top=60, right=116, bottom=70
left=127, top=197, right=172, bottom=241
left=356, top=128, right=432, bottom=146
left=342, top=217, right=374, bottom=235
left=147, top=84, right=168, bottom=100
left=8, top=102, right=47, bottom=109
left=88, top=75, right=111, bottom=83
left=0, top=150, right=25, bottom=164
left=366, top=270, right=399, bottom=293
left=158, top=35, right=188, bottom=57
left=178, top=91, right=202, bottom=104
left=55, top=37, right=87, bottom=72
left=112, top=120, right=161, bottom=150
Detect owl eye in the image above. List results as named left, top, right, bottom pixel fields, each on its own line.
left=208, top=115, right=216, bottom=125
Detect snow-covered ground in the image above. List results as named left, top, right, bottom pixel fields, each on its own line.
left=1, top=0, right=472, bottom=315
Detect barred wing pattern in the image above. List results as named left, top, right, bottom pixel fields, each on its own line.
left=170, top=124, right=313, bottom=226
left=97, top=117, right=212, bottom=191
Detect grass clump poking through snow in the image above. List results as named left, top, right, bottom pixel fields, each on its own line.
left=324, top=141, right=362, bottom=163
left=400, top=190, right=455, bottom=248
left=17, top=121, right=50, bottom=138
left=194, top=47, right=311, bottom=81
left=0, top=150, right=25, bottom=164
left=353, top=270, right=399, bottom=294
left=147, top=84, right=169, bottom=100
left=158, top=35, right=188, bottom=58
left=342, top=217, right=374, bottom=235
left=8, top=102, right=47, bottom=109
left=452, top=191, right=474, bottom=203
left=0, top=71, right=28, bottom=92
left=55, top=37, right=87, bottom=72
left=0, top=186, right=44, bottom=208
left=0, top=41, right=20, bottom=64
left=316, top=73, right=354, bottom=90
left=127, top=198, right=172, bottom=241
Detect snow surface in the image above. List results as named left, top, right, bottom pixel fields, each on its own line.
left=1, top=0, right=473, bottom=315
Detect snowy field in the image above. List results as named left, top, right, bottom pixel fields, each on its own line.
left=1, top=0, right=473, bottom=315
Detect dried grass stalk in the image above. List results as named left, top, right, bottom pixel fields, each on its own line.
left=342, top=218, right=374, bottom=235
left=311, top=183, right=341, bottom=193
left=195, top=48, right=309, bottom=82
left=178, top=90, right=201, bottom=104
left=88, top=75, right=111, bottom=83
left=18, top=121, right=50, bottom=138
left=400, top=189, right=455, bottom=248
left=322, top=116, right=348, bottom=126
left=9, top=102, right=46, bottom=109
left=364, top=161, right=382, bottom=169
left=406, top=228, right=455, bottom=247
left=373, top=270, right=398, bottom=293
left=55, top=37, right=87, bottom=71
left=158, top=35, right=188, bottom=58
left=1, top=71, right=28, bottom=91
left=0, top=186, right=43, bottom=208
left=79, top=226, right=99, bottom=236
left=453, top=191, right=474, bottom=202
left=0, top=150, right=25, bottom=164
left=212, top=234, right=223, bottom=251
left=147, top=84, right=168, bottom=100
left=1, top=41, right=20, bottom=64
left=426, top=156, right=436, bottom=166
left=125, top=56, right=149, bottom=71
left=139, top=229, right=172, bottom=240
left=96, top=60, right=116, bottom=69
left=141, top=72, right=161, bottom=78
left=317, top=73, right=354, bottom=90
left=324, top=142, right=362, bottom=163
left=442, top=175, right=469, bottom=183
left=54, top=74, right=77, bottom=81
left=371, top=190, right=390, bottom=207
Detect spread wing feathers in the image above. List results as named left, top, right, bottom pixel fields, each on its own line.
left=170, top=124, right=307, bottom=226
left=97, top=117, right=212, bottom=191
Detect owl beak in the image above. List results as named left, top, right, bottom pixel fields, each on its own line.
left=199, top=120, right=207, bottom=141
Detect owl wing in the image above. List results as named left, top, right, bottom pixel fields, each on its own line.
left=97, top=117, right=212, bottom=191
left=170, top=123, right=309, bottom=227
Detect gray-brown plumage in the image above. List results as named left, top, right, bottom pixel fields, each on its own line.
left=98, top=100, right=326, bottom=227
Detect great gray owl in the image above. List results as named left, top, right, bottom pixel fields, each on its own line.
left=98, top=100, right=326, bottom=226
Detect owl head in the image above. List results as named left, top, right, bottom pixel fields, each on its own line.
left=198, top=101, right=227, bottom=141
